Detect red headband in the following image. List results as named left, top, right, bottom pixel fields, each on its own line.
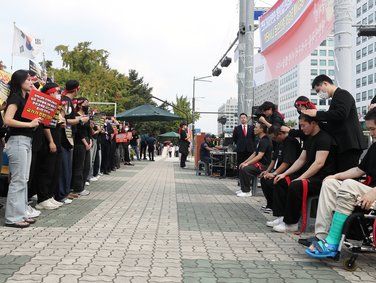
left=44, top=87, right=59, bottom=95
left=295, top=100, right=316, bottom=110
left=62, top=86, right=80, bottom=95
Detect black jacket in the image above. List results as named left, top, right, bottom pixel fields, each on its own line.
left=316, top=88, right=367, bottom=153
left=233, top=124, right=255, bottom=153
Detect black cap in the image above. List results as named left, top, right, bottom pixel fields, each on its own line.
left=65, top=80, right=80, bottom=91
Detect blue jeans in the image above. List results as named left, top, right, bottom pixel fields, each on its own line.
left=132, top=145, right=140, bottom=160
left=4, top=136, right=32, bottom=224
left=56, top=147, right=72, bottom=201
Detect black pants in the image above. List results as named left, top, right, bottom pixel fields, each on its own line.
left=101, top=140, right=111, bottom=174
left=110, top=140, right=117, bottom=170
left=180, top=153, right=188, bottom=167
left=148, top=146, right=155, bottom=161
left=239, top=164, right=264, bottom=193
left=37, top=148, right=61, bottom=203
left=260, top=177, right=275, bottom=209
left=273, top=176, right=322, bottom=225
left=93, top=147, right=100, bottom=177
left=141, top=144, right=147, bottom=159
left=71, top=144, right=91, bottom=193
left=336, top=149, right=362, bottom=172
left=236, top=151, right=253, bottom=176
left=123, top=143, right=131, bottom=163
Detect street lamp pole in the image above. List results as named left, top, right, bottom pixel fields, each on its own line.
left=192, top=75, right=212, bottom=146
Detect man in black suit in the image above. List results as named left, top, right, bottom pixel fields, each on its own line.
left=233, top=113, right=255, bottom=175
left=302, top=75, right=367, bottom=172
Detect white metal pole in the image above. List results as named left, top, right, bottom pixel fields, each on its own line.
left=237, top=0, right=246, bottom=117
left=244, top=0, right=254, bottom=116
left=333, top=0, right=353, bottom=91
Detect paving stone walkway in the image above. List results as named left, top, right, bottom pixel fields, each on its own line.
left=0, top=157, right=375, bottom=283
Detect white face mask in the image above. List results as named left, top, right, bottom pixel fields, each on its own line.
left=318, top=91, right=329, bottom=99
left=125, top=127, right=129, bottom=131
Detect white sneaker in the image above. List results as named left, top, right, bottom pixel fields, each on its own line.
left=95, top=175, right=100, bottom=179
left=235, top=190, right=242, bottom=194
left=266, top=217, right=283, bottom=228
left=35, top=199, right=59, bottom=210
left=62, top=198, right=73, bottom=205
left=237, top=192, right=252, bottom=197
left=26, top=205, right=41, bottom=218
left=79, top=189, right=90, bottom=196
left=99, top=172, right=103, bottom=176
left=272, top=222, right=299, bottom=233
left=89, top=177, right=98, bottom=182
left=85, top=181, right=90, bottom=186
left=49, top=198, right=63, bottom=207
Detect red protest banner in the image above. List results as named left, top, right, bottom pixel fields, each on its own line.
left=22, top=89, right=60, bottom=125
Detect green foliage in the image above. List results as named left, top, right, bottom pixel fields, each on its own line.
left=285, top=120, right=297, bottom=128
left=48, top=42, right=192, bottom=136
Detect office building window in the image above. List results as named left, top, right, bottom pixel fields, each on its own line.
left=327, top=38, right=334, bottom=46
left=369, top=59, right=374, bottom=69
left=356, top=93, right=361, bottom=102
left=311, top=50, right=318, bottom=56
left=362, top=91, right=367, bottom=101
left=328, top=70, right=335, bottom=76
left=311, top=59, right=318, bottom=66
left=311, top=99, right=317, bottom=104
left=369, top=43, right=374, bottom=54
left=362, top=17, right=368, bottom=25
left=320, top=60, right=326, bottom=66
left=369, top=13, right=374, bottom=24
left=362, top=47, right=367, bottom=57
left=311, top=69, right=318, bottom=76
left=363, top=3, right=368, bottom=13
left=356, top=37, right=361, bottom=46
left=357, top=7, right=361, bottom=17
left=356, top=64, right=361, bottom=74
left=319, top=99, right=326, bottom=106
left=357, top=107, right=361, bottom=115
left=362, top=62, right=367, bottom=71
left=370, top=0, right=374, bottom=9
left=328, top=60, right=334, bottom=66
left=369, top=89, right=374, bottom=99
left=369, top=74, right=374, bottom=84
left=320, top=40, right=326, bottom=46
left=319, top=69, right=326, bottom=75
left=362, top=76, right=367, bottom=86
left=319, top=50, right=327, bottom=56
left=329, top=50, right=334, bottom=56
left=362, top=106, right=367, bottom=115
left=356, top=50, right=361, bottom=60
left=356, top=78, right=361, bottom=88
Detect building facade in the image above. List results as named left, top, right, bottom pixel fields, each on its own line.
left=354, top=0, right=376, bottom=122
left=217, top=98, right=238, bottom=137
left=254, top=79, right=279, bottom=108
left=278, top=36, right=336, bottom=125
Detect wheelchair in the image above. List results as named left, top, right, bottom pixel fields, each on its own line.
left=335, top=208, right=376, bottom=271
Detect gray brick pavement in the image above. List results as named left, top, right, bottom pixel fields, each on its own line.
left=0, top=157, right=375, bottom=282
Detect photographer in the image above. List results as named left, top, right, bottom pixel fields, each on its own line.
left=257, top=101, right=285, bottom=128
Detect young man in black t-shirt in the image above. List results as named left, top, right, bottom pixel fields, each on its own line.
left=260, top=125, right=301, bottom=213
left=237, top=122, right=272, bottom=197
left=268, top=114, right=336, bottom=233
left=306, top=109, right=376, bottom=258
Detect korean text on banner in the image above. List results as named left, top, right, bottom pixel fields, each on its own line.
left=254, top=0, right=334, bottom=86
left=21, top=89, right=60, bottom=125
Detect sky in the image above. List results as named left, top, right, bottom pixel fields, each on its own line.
left=1, top=0, right=276, bottom=134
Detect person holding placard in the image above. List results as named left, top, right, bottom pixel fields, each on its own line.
left=3, top=70, right=42, bottom=228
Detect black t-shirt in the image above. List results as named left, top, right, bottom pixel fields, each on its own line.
left=6, top=92, right=33, bottom=138
left=358, top=142, right=376, bottom=187
left=274, top=136, right=301, bottom=168
left=255, top=135, right=272, bottom=167
left=147, top=136, right=156, bottom=147
left=43, top=124, right=62, bottom=153
left=130, top=134, right=139, bottom=146
left=266, top=111, right=285, bottom=127
left=301, top=130, right=336, bottom=179
left=61, top=96, right=76, bottom=150
left=200, top=142, right=210, bottom=159
left=74, top=114, right=91, bottom=145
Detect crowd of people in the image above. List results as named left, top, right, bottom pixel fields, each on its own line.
left=231, top=74, right=376, bottom=259
left=0, top=69, right=161, bottom=228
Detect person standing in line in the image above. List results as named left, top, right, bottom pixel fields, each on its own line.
left=147, top=133, right=156, bottom=161
left=4, top=70, right=42, bottom=228
left=232, top=113, right=255, bottom=178
left=71, top=98, right=92, bottom=196
left=130, top=129, right=140, bottom=161
left=140, top=134, right=148, bottom=160
left=178, top=122, right=190, bottom=168
left=302, top=75, right=367, bottom=171
left=88, top=120, right=100, bottom=182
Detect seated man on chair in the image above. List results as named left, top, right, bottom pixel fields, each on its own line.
left=237, top=122, right=272, bottom=197
left=200, top=134, right=222, bottom=175
left=260, top=125, right=301, bottom=214
left=305, top=109, right=376, bottom=257
left=268, top=114, right=336, bottom=233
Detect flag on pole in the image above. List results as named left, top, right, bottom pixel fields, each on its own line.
left=12, top=25, right=43, bottom=59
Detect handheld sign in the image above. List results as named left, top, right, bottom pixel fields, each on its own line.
left=116, top=133, right=127, bottom=143
left=21, top=89, right=60, bottom=125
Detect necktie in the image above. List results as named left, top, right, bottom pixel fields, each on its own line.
left=243, top=125, right=247, bottom=137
